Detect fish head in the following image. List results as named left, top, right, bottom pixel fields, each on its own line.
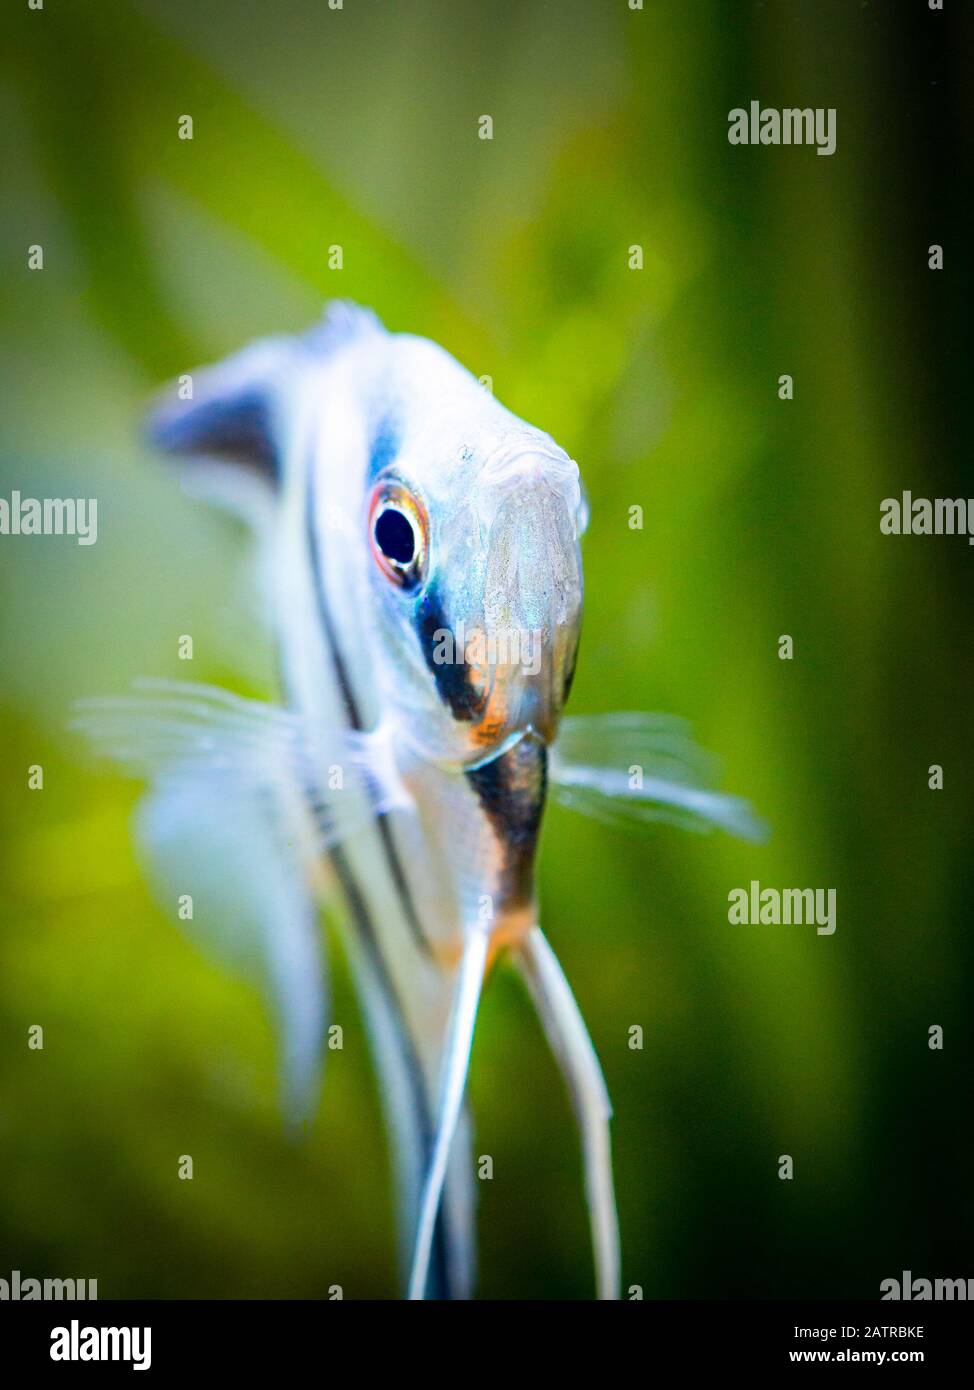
left=364, top=339, right=586, bottom=772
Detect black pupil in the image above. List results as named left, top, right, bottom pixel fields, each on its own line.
left=375, top=508, right=415, bottom=566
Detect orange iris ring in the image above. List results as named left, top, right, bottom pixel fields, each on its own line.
left=367, top=480, right=429, bottom=589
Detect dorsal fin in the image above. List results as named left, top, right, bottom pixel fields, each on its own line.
left=145, top=301, right=385, bottom=488
left=146, top=336, right=296, bottom=486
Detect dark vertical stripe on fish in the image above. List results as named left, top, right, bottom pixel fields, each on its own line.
left=304, top=458, right=433, bottom=961
left=303, top=453, right=453, bottom=1297
left=413, top=587, right=487, bottom=722
left=325, top=839, right=452, bottom=1300
left=465, top=735, right=548, bottom=910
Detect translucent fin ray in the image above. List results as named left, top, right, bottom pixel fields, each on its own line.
left=407, top=926, right=490, bottom=1300
left=550, top=712, right=768, bottom=842
left=517, top=926, right=620, bottom=1300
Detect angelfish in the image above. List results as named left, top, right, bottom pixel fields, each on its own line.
left=74, top=303, right=765, bottom=1300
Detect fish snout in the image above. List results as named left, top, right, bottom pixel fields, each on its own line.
left=467, top=478, right=582, bottom=753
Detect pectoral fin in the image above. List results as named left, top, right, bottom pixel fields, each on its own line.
left=550, top=712, right=768, bottom=841
left=136, top=767, right=326, bottom=1124
left=69, top=676, right=416, bottom=1124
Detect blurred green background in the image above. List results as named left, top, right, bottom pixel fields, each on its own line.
left=1, top=0, right=971, bottom=1299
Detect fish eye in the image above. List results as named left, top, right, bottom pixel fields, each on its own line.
left=375, top=508, right=415, bottom=565
left=368, top=480, right=428, bottom=588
